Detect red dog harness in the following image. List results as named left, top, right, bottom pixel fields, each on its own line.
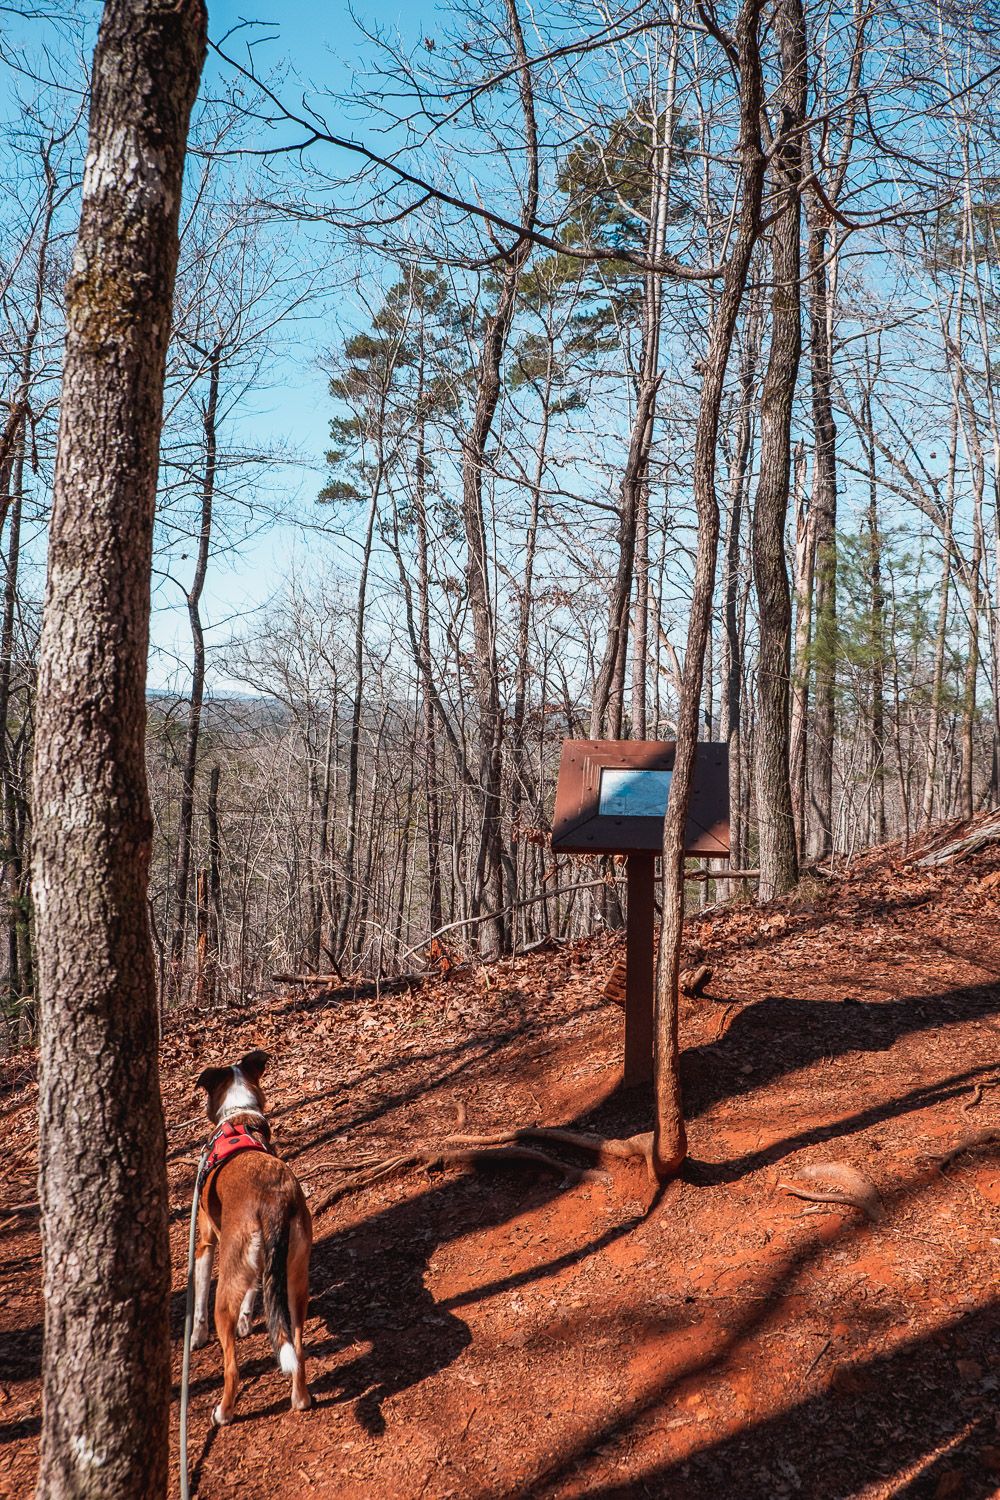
left=198, top=1118, right=272, bottom=1193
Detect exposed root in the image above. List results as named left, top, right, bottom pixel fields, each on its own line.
left=775, top=1162, right=885, bottom=1224
left=445, top=1125, right=658, bottom=1184
left=308, top=1114, right=664, bottom=1215
left=312, top=1142, right=593, bottom=1215
left=960, top=1082, right=1000, bottom=1122
left=931, top=1129, right=1000, bottom=1171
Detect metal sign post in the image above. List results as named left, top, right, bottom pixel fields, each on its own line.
left=552, top=740, right=730, bottom=1087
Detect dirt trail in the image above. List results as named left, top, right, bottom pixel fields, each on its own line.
left=4, top=824, right=1000, bottom=1498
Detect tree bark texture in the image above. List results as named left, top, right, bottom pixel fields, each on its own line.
left=750, top=0, right=804, bottom=902
left=32, top=2, right=206, bottom=1496
left=653, top=0, right=765, bottom=1179
left=804, top=214, right=840, bottom=859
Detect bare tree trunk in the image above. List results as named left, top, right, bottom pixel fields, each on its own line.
left=205, top=762, right=222, bottom=1006
left=751, top=0, right=805, bottom=901
left=0, top=148, right=54, bottom=1025
left=170, top=342, right=220, bottom=992
left=960, top=519, right=983, bottom=818
left=461, top=0, right=538, bottom=957
left=1, top=468, right=26, bottom=1006
left=335, top=483, right=379, bottom=961
left=414, top=415, right=443, bottom=934
left=33, top=3, right=205, bottom=1496
left=720, top=292, right=762, bottom=900
left=631, top=478, right=650, bottom=737
left=654, top=0, right=765, bottom=1179
left=590, top=67, right=674, bottom=739
left=789, top=440, right=813, bottom=854
left=805, top=217, right=838, bottom=858
left=510, top=384, right=550, bottom=917
left=801, top=3, right=863, bottom=858
left=923, top=533, right=953, bottom=825
left=861, top=382, right=886, bottom=843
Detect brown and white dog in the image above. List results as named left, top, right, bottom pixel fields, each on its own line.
left=193, top=1050, right=312, bottom=1425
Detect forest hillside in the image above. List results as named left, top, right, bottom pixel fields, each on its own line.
left=4, top=811, right=1000, bottom=1498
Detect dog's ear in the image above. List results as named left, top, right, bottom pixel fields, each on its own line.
left=238, top=1049, right=269, bottom=1083
left=195, top=1065, right=229, bottom=1096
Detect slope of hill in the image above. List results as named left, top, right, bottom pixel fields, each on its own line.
left=4, top=818, right=1000, bottom=1498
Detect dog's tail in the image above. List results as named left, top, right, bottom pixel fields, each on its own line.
left=261, top=1203, right=297, bottom=1375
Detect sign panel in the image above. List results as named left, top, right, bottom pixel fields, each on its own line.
left=552, top=739, right=729, bottom=857
left=598, top=768, right=672, bottom=819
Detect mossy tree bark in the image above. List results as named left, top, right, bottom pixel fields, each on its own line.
left=32, top=1, right=206, bottom=1495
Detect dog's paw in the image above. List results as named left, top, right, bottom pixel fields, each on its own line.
left=291, top=1390, right=312, bottom=1412
left=236, top=1314, right=253, bottom=1338
left=212, top=1404, right=232, bottom=1428
left=191, top=1323, right=210, bottom=1350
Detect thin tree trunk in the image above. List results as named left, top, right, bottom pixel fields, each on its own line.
left=654, top=0, right=765, bottom=1179
left=335, top=483, right=379, bottom=960
left=33, top=4, right=205, bottom=1496
left=206, top=762, right=222, bottom=1006
left=414, top=413, right=444, bottom=934
left=461, top=0, right=538, bottom=957
left=751, top=0, right=805, bottom=902
left=861, top=383, right=886, bottom=843
left=720, top=292, right=762, bottom=899
left=805, top=216, right=838, bottom=858
left=789, top=439, right=813, bottom=855
left=170, top=342, right=220, bottom=991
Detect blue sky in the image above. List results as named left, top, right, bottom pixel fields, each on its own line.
left=150, top=0, right=437, bottom=690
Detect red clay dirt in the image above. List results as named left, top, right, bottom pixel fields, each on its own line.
left=4, top=822, right=1000, bottom=1498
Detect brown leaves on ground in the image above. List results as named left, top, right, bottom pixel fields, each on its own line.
left=4, top=813, right=1000, bottom=1498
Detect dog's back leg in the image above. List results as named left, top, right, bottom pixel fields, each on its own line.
left=287, top=1217, right=312, bottom=1412
left=212, top=1278, right=245, bottom=1426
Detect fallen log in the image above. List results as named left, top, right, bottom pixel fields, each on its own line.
left=916, top=809, right=1000, bottom=866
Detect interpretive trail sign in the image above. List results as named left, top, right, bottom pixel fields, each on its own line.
left=552, top=740, right=730, bottom=1086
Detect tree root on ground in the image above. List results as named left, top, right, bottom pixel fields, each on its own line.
left=929, top=1129, right=1000, bottom=1172
left=310, top=1121, right=660, bottom=1216
left=445, top=1125, right=657, bottom=1181
left=775, top=1162, right=885, bottom=1224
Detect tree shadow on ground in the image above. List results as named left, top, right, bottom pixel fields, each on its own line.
left=303, top=1107, right=651, bottom=1437
left=185, top=972, right=1000, bottom=1439
left=681, top=979, right=1000, bottom=1125
left=509, top=1149, right=1000, bottom=1499
left=291, top=970, right=1000, bottom=1442
left=532, top=1298, right=1000, bottom=1499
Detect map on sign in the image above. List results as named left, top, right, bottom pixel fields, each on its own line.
left=598, top=768, right=672, bottom=818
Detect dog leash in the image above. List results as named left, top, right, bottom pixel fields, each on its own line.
left=180, top=1145, right=208, bottom=1500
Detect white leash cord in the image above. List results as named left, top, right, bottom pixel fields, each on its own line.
left=179, top=1149, right=207, bottom=1500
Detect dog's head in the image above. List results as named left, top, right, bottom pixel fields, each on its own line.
left=196, top=1049, right=270, bottom=1123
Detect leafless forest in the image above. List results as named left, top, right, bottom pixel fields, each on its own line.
left=3, top=0, right=1000, bottom=1029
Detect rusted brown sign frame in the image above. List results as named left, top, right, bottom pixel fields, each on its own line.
left=551, top=739, right=729, bottom=857
left=551, top=740, right=729, bottom=1087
